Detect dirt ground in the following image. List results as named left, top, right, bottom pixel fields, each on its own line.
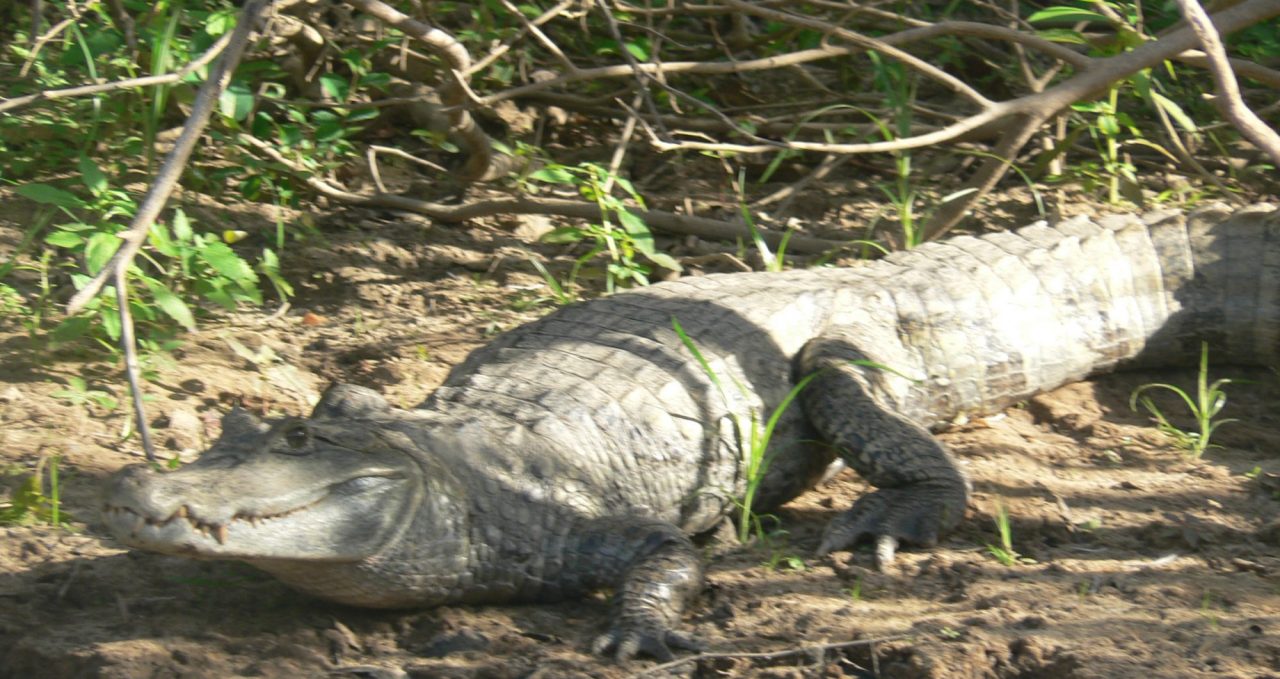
left=1, top=180, right=1279, bottom=679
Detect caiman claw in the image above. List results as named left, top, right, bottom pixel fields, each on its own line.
left=818, top=480, right=968, bottom=568
left=591, top=623, right=702, bottom=662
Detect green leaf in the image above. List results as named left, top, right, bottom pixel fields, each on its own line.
left=172, top=209, right=194, bottom=242
left=617, top=210, right=652, bottom=240
left=624, top=40, right=650, bottom=61
left=55, top=222, right=98, bottom=233
left=252, top=111, right=274, bottom=138
left=197, top=279, right=235, bottom=309
left=644, top=251, right=682, bottom=272
left=540, top=227, right=586, bottom=244
left=44, top=231, right=86, bottom=248
left=148, top=222, right=178, bottom=257
left=17, top=184, right=84, bottom=208
left=360, top=72, right=392, bottom=89
left=528, top=166, right=576, bottom=184
left=143, top=279, right=197, bottom=330
left=78, top=157, right=109, bottom=196
left=1151, top=92, right=1199, bottom=133
left=219, top=83, right=255, bottom=121
left=347, top=107, right=380, bottom=123
left=1027, top=7, right=1109, bottom=24
left=198, top=241, right=258, bottom=283
left=315, top=120, right=345, bottom=143
left=278, top=123, right=303, bottom=147
left=84, top=232, right=122, bottom=274
left=101, top=302, right=122, bottom=340
left=50, top=316, right=92, bottom=344
left=319, top=74, right=349, bottom=102
left=1035, top=28, right=1090, bottom=44
left=1096, top=114, right=1120, bottom=136
left=257, top=249, right=294, bottom=297
left=206, top=9, right=237, bottom=36
left=613, top=176, right=643, bottom=203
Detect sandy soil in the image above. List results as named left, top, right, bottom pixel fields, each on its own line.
left=1, top=189, right=1279, bottom=679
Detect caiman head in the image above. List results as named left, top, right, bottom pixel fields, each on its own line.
left=102, top=384, right=434, bottom=565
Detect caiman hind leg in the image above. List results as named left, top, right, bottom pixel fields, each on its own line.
left=796, top=337, right=970, bottom=566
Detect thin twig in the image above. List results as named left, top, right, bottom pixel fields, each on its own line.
left=468, top=0, right=577, bottom=75
left=630, top=635, right=910, bottom=677
left=493, top=0, right=577, bottom=73
left=345, top=0, right=498, bottom=181
left=1175, top=0, right=1280, bottom=166
left=721, top=0, right=994, bottom=108
left=369, top=144, right=448, bottom=173
left=479, top=17, right=1093, bottom=108
left=63, top=0, right=269, bottom=461
left=1148, top=90, right=1236, bottom=197
left=2, top=30, right=233, bottom=114
left=114, top=268, right=155, bottom=462
left=19, top=16, right=76, bottom=77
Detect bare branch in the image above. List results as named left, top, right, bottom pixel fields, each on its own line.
left=1, top=30, right=233, bottom=114
left=114, top=269, right=155, bottom=462
left=920, top=0, right=1280, bottom=238
left=1175, top=0, right=1280, bottom=166
left=62, top=0, right=271, bottom=463
left=720, top=0, right=996, bottom=108
left=488, top=0, right=578, bottom=74
left=1175, top=51, right=1280, bottom=88
left=479, top=18, right=1094, bottom=107
left=344, top=0, right=499, bottom=181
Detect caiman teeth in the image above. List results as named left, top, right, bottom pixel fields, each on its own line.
left=106, top=493, right=326, bottom=544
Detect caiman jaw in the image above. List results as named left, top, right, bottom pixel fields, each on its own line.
left=103, top=488, right=328, bottom=547
left=103, top=459, right=418, bottom=561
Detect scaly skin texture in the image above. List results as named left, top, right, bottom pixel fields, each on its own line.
left=103, top=203, right=1279, bottom=661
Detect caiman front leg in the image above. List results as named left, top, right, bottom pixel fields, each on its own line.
left=797, top=337, right=970, bottom=566
left=568, top=517, right=704, bottom=661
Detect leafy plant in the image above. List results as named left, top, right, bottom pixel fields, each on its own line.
left=0, top=284, right=28, bottom=324
left=748, top=523, right=807, bottom=571
left=1029, top=2, right=1197, bottom=205
left=844, top=576, right=864, bottom=601
left=528, top=162, right=681, bottom=294
left=16, top=161, right=289, bottom=350
left=672, top=317, right=820, bottom=544
left=1129, top=342, right=1234, bottom=458
left=524, top=253, right=579, bottom=306
left=867, top=51, right=925, bottom=248
left=0, top=456, right=72, bottom=528
left=51, top=376, right=119, bottom=412
left=985, top=499, right=1034, bottom=566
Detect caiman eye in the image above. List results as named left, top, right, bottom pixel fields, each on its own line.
left=278, top=423, right=311, bottom=454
